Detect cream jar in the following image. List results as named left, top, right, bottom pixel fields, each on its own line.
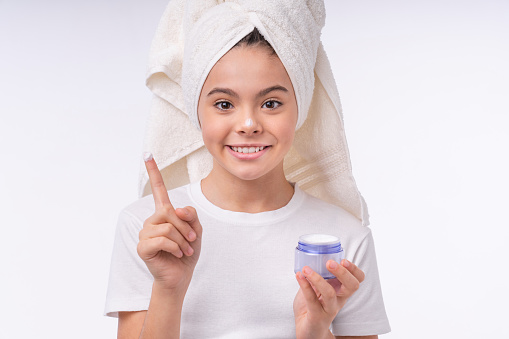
left=294, top=234, right=344, bottom=279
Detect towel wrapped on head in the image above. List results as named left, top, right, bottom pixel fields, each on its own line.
left=141, top=0, right=370, bottom=226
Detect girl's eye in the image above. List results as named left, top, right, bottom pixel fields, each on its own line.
left=215, top=101, right=233, bottom=110
left=262, top=100, right=281, bottom=110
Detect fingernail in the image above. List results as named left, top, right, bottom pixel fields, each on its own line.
left=303, top=267, right=311, bottom=275
left=342, top=259, right=350, bottom=268
left=182, top=208, right=189, bottom=216
left=143, top=152, right=153, bottom=162
left=329, top=260, right=338, bottom=269
left=188, top=231, right=196, bottom=241
left=176, top=250, right=183, bottom=258
left=187, top=247, right=194, bottom=256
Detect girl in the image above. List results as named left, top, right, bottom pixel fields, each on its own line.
left=105, top=1, right=390, bottom=338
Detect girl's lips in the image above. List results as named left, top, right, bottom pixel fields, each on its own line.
left=226, top=145, right=270, bottom=160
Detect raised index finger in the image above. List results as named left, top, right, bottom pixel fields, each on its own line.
left=143, top=152, right=173, bottom=211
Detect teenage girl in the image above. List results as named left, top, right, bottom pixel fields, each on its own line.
left=107, top=21, right=389, bottom=339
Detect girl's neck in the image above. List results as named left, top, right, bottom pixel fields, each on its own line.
left=200, top=162, right=295, bottom=213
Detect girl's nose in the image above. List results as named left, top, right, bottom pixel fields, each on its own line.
left=237, top=114, right=261, bottom=135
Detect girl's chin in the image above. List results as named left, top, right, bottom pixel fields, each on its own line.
left=215, top=162, right=272, bottom=181
left=226, top=170, right=269, bottom=182
left=225, top=163, right=285, bottom=182
left=209, top=148, right=285, bottom=181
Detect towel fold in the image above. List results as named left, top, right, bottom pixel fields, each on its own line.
left=139, top=0, right=370, bottom=226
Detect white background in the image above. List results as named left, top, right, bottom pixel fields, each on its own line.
left=1, top=0, right=508, bottom=338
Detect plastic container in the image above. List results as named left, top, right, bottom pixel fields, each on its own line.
left=294, top=234, right=344, bottom=279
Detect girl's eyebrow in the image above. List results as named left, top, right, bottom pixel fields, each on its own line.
left=207, top=87, right=239, bottom=98
left=256, top=85, right=288, bottom=98
left=207, top=85, right=289, bottom=98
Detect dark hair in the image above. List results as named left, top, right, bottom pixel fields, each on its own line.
left=233, top=27, right=277, bottom=56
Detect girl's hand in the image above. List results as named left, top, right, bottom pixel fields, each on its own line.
left=136, top=154, right=203, bottom=296
left=293, top=259, right=365, bottom=339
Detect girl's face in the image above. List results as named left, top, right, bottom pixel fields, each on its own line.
left=197, top=45, right=298, bottom=182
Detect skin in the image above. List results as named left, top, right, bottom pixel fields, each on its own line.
left=117, top=45, right=376, bottom=339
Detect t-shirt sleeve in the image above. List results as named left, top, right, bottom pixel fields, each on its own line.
left=104, top=209, right=154, bottom=318
left=330, top=228, right=391, bottom=336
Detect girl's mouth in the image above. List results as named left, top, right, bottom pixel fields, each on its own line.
left=228, top=146, right=268, bottom=154
left=226, top=145, right=271, bottom=160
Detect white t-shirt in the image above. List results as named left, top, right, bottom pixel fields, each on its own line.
left=105, top=181, right=391, bottom=337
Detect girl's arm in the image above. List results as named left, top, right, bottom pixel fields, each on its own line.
left=336, top=336, right=378, bottom=339
left=139, top=281, right=185, bottom=339
left=117, top=282, right=186, bottom=339
left=118, top=311, right=145, bottom=339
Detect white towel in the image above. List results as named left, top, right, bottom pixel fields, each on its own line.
left=139, top=0, right=370, bottom=226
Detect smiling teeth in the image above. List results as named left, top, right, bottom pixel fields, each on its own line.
left=231, top=146, right=266, bottom=153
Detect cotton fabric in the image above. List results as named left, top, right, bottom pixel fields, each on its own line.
left=105, top=182, right=391, bottom=337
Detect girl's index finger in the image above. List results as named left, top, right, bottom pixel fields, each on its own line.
left=143, top=152, right=173, bottom=210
